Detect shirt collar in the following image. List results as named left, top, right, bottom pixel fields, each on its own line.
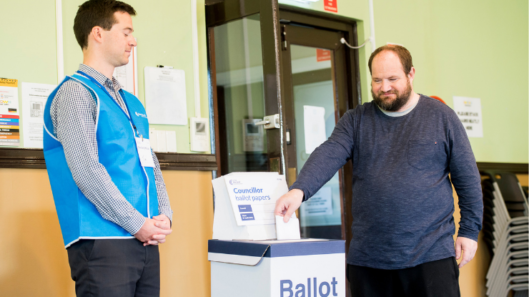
left=377, top=96, right=421, bottom=117
left=78, top=64, right=123, bottom=92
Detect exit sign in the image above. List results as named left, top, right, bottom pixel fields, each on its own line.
left=324, top=0, right=337, bottom=13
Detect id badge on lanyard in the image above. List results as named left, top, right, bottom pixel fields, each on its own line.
left=135, top=137, right=155, bottom=168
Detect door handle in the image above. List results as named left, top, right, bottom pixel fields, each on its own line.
left=254, top=120, right=270, bottom=126
left=254, top=114, right=280, bottom=130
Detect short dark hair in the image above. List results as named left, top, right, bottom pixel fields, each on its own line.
left=368, top=45, right=413, bottom=75
left=74, top=0, right=136, bottom=49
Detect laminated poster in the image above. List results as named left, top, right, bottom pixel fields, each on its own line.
left=0, top=78, right=20, bottom=147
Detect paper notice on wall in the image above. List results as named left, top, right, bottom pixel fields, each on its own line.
left=113, top=45, right=138, bottom=96
left=453, top=96, right=483, bottom=138
left=300, top=186, right=333, bottom=217
left=144, top=67, right=187, bottom=125
left=0, top=78, right=20, bottom=146
left=21, top=82, right=56, bottom=148
left=0, top=78, right=19, bottom=115
left=304, top=105, right=326, bottom=154
left=149, top=129, right=158, bottom=151
left=242, top=118, right=264, bottom=152
left=157, top=130, right=167, bottom=153
left=165, top=130, right=177, bottom=153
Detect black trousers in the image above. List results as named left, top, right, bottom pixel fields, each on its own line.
left=347, top=257, right=460, bottom=297
left=67, top=239, right=160, bottom=297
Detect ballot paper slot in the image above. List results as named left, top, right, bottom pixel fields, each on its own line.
left=212, top=172, right=300, bottom=241
left=208, top=240, right=270, bottom=266
left=208, top=239, right=341, bottom=266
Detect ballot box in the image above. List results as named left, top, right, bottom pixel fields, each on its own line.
left=212, top=172, right=296, bottom=240
left=208, top=239, right=346, bottom=297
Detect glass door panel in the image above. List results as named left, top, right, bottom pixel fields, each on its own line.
left=290, top=44, right=343, bottom=239
left=213, top=14, right=268, bottom=174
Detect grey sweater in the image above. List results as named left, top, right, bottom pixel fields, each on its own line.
left=291, top=95, right=483, bottom=269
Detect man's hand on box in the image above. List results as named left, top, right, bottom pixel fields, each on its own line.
left=134, top=217, right=172, bottom=246
left=274, top=189, right=304, bottom=223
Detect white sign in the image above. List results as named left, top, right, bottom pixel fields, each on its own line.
left=224, top=173, right=289, bottom=226
left=21, top=83, right=55, bottom=148
left=453, top=96, right=483, bottom=138
left=300, top=186, right=333, bottom=217
left=144, top=67, right=187, bottom=125
left=212, top=172, right=288, bottom=240
left=304, top=105, right=326, bottom=154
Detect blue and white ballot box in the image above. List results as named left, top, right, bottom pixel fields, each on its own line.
left=212, top=172, right=295, bottom=240
left=208, top=239, right=346, bottom=297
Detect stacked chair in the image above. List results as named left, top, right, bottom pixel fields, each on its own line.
left=482, top=171, right=528, bottom=297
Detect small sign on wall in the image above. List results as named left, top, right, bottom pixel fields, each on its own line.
left=324, top=0, right=337, bottom=13
left=316, top=49, right=331, bottom=62
left=453, top=96, right=483, bottom=138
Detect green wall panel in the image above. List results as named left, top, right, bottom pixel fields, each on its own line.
left=1, top=0, right=527, bottom=162
left=62, top=0, right=211, bottom=153
left=279, top=0, right=528, bottom=163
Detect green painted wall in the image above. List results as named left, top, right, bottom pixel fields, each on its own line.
left=1, top=0, right=527, bottom=162
left=1, top=0, right=58, bottom=85
left=0, top=0, right=58, bottom=148
left=280, top=0, right=528, bottom=164
left=1, top=0, right=210, bottom=153
left=62, top=0, right=211, bottom=153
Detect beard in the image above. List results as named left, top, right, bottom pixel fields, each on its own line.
left=372, top=79, right=412, bottom=112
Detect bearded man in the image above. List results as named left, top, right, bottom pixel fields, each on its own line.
left=275, top=45, right=483, bottom=297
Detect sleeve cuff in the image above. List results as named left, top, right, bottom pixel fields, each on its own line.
left=160, top=208, right=173, bottom=223
left=124, top=211, right=147, bottom=235
left=456, top=230, right=479, bottom=242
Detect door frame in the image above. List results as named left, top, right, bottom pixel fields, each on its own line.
left=206, top=0, right=362, bottom=252
left=280, top=24, right=350, bottom=241
left=277, top=7, right=360, bottom=253
left=206, top=0, right=286, bottom=176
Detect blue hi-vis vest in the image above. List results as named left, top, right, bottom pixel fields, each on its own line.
left=43, top=73, right=158, bottom=248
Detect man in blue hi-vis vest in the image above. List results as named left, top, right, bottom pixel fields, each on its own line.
left=43, top=1, right=173, bottom=296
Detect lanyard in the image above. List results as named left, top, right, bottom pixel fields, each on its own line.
left=77, top=70, right=142, bottom=138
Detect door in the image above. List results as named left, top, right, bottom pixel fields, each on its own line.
left=280, top=22, right=357, bottom=243
left=207, top=0, right=361, bottom=249
left=206, top=0, right=285, bottom=176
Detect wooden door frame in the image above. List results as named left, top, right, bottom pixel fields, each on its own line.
left=206, top=0, right=286, bottom=176
left=207, top=0, right=362, bottom=248
left=277, top=10, right=360, bottom=257
left=281, top=24, right=349, bottom=239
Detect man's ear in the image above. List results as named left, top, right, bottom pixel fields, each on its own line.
left=90, top=26, right=105, bottom=45
left=408, top=67, right=416, bottom=84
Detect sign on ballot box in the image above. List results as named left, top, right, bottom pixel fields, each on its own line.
left=208, top=239, right=346, bottom=297
left=212, top=172, right=294, bottom=240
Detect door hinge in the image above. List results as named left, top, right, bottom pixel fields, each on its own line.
left=281, top=25, right=287, bottom=51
